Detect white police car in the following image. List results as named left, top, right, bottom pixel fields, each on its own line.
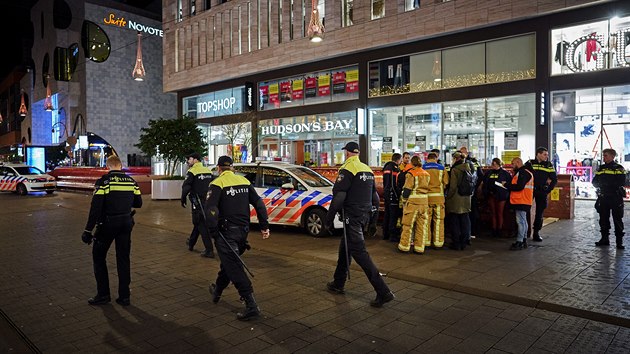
left=214, top=162, right=341, bottom=237
left=0, top=163, right=57, bottom=195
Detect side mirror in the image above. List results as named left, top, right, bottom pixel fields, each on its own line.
left=281, top=182, right=294, bottom=190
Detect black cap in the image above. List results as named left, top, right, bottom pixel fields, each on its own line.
left=341, top=142, right=360, bottom=153
left=217, top=155, right=233, bottom=167
left=186, top=152, right=202, bottom=161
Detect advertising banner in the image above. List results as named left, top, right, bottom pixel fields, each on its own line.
left=318, top=74, right=330, bottom=96
left=292, top=79, right=304, bottom=100
left=305, top=77, right=317, bottom=98
left=346, top=69, right=359, bottom=93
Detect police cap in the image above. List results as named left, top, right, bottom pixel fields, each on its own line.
left=341, top=142, right=360, bottom=153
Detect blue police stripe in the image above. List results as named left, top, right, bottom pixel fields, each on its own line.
left=285, top=190, right=304, bottom=205
left=300, top=191, right=321, bottom=206
left=260, top=188, right=275, bottom=198
left=317, top=195, right=332, bottom=206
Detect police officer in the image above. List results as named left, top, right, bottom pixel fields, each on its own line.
left=324, top=142, right=395, bottom=307
left=382, top=153, right=402, bottom=241
left=81, top=156, right=142, bottom=306
left=592, top=148, right=625, bottom=249
left=524, top=147, right=558, bottom=242
left=206, top=156, right=270, bottom=320
left=181, top=152, right=215, bottom=258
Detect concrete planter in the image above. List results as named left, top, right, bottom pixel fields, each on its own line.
left=151, top=179, right=184, bottom=200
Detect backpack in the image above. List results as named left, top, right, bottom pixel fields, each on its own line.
left=457, top=169, right=476, bottom=196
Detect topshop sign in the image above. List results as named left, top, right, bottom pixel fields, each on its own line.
left=184, top=86, right=255, bottom=119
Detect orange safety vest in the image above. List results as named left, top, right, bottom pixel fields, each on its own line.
left=509, top=169, right=534, bottom=206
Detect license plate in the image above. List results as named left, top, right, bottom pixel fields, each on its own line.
left=44, top=183, right=54, bottom=187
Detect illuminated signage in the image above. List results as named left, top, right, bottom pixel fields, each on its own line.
left=183, top=86, right=246, bottom=118
left=261, top=119, right=354, bottom=136
left=564, top=28, right=630, bottom=72
left=103, top=13, right=163, bottom=37
left=198, top=97, right=237, bottom=113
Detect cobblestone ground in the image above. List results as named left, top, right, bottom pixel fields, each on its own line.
left=0, top=191, right=628, bottom=353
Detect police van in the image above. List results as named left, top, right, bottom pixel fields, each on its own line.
left=213, top=162, right=341, bottom=237
left=0, top=163, right=57, bottom=195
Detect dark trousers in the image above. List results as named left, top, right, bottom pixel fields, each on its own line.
left=382, top=196, right=400, bottom=240
left=468, top=195, right=479, bottom=237
left=190, top=211, right=214, bottom=252
left=214, top=226, right=252, bottom=297
left=92, top=216, right=133, bottom=298
left=448, top=212, right=470, bottom=248
left=333, top=214, right=390, bottom=296
left=597, top=196, right=624, bottom=238
left=527, top=192, right=548, bottom=235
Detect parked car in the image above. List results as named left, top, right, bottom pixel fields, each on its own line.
left=212, top=162, right=342, bottom=237
left=0, top=163, right=57, bottom=195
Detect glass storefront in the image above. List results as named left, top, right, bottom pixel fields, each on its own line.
left=257, top=111, right=357, bottom=166
left=551, top=84, right=630, bottom=199
left=200, top=122, right=252, bottom=164
left=368, top=94, right=536, bottom=167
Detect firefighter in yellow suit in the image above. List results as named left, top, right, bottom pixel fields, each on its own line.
left=422, top=152, right=449, bottom=249
left=398, top=156, right=431, bottom=254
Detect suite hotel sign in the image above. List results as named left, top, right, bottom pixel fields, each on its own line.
left=103, top=13, right=163, bottom=37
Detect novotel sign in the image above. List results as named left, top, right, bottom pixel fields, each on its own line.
left=103, top=13, right=163, bottom=37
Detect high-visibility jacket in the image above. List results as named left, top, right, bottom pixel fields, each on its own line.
left=509, top=168, right=534, bottom=207
left=401, top=167, right=430, bottom=207
left=423, top=159, right=448, bottom=204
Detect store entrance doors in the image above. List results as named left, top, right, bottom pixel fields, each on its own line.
left=303, top=139, right=354, bottom=167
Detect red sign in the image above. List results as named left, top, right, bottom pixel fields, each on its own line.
left=305, top=77, right=317, bottom=98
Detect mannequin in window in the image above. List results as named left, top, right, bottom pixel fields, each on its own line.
left=555, top=34, right=569, bottom=66
left=586, top=32, right=598, bottom=63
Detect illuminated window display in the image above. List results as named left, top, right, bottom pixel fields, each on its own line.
left=551, top=15, right=630, bottom=75
left=552, top=84, right=630, bottom=199
left=368, top=94, right=535, bottom=167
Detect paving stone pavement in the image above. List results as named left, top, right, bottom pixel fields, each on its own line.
left=0, top=191, right=629, bottom=353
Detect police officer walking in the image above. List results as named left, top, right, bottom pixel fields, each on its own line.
left=382, top=153, right=402, bottom=241
left=324, top=142, right=395, bottom=307
left=593, top=148, right=626, bottom=249
left=81, top=156, right=142, bottom=306
left=524, top=147, right=558, bottom=242
left=206, top=156, right=270, bottom=320
left=181, top=152, right=215, bottom=258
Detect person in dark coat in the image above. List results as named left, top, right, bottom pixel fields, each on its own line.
left=592, top=148, right=626, bottom=249
left=482, top=158, right=512, bottom=238
left=445, top=152, right=472, bottom=250
left=382, top=153, right=402, bottom=241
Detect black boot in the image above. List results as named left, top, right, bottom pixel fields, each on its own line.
left=533, top=230, right=543, bottom=242
left=237, top=293, right=260, bottom=321
left=595, top=235, right=610, bottom=246
left=616, top=235, right=624, bottom=250
left=209, top=283, right=224, bottom=304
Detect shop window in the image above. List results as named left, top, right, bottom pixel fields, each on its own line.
left=341, top=0, right=353, bottom=27
left=405, top=0, right=420, bottom=12
left=205, top=0, right=211, bottom=10
left=486, top=95, right=536, bottom=166
left=81, top=21, right=111, bottom=63
left=486, top=35, right=536, bottom=83
left=177, top=0, right=183, bottom=22
left=190, top=0, right=197, bottom=16
left=369, top=107, right=403, bottom=167
left=371, top=0, right=384, bottom=20
left=408, top=51, right=442, bottom=93
left=443, top=44, right=485, bottom=89
left=551, top=16, right=630, bottom=76
left=404, top=104, right=441, bottom=156
left=368, top=58, right=410, bottom=97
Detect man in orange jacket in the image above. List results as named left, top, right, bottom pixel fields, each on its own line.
left=507, top=157, right=534, bottom=251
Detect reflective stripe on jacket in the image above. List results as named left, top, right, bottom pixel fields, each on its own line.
left=510, top=169, right=534, bottom=206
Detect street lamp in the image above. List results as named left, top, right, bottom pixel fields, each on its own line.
left=307, top=0, right=324, bottom=43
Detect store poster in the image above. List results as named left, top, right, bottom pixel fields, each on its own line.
left=346, top=69, right=359, bottom=93
left=382, top=137, right=393, bottom=152
left=292, top=79, right=304, bottom=100
left=259, top=85, right=269, bottom=105
left=415, top=136, right=426, bottom=151
left=332, top=71, right=346, bottom=94
left=551, top=92, right=576, bottom=121
left=574, top=115, right=600, bottom=158
left=556, top=132, right=574, bottom=168
left=456, top=134, right=469, bottom=149
left=318, top=74, right=331, bottom=96
left=504, top=131, right=518, bottom=150
left=268, top=83, right=279, bottom=105
left=280, top=81, right=291, bottom=102
left=305, top=77, right=317, bottom=98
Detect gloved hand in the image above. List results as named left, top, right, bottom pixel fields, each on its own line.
left=181, top=197, right=187, bottom=208
left=81, top=230, right=93, bottom=245
left=324, top=214, right=335, bottom=235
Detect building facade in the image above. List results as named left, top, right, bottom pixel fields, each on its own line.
left=162, top=0, right=630, bottom=189
left=21, top=0, right=176, bottom=167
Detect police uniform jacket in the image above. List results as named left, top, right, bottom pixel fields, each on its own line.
left=181, top=162, right=214, bottom=206
left=445, top=160, right=472, bottom=214
left=482, top=167, right=511, bottom=201
left=524, top=159, right=557, bottom=194
left=205, top=170, right=269, bottom=230
left=85, top=170, right=142, bottom=232
left=592, top=161, right=626, bottom=198
left=423, top=158, right=449, bottom=204
left=382, top=160, right=401, bottom=201
left=328, top=155, right=379, bottom=218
